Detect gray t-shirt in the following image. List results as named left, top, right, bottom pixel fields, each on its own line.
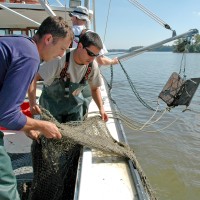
left=39, top=49, right=102, bottom=88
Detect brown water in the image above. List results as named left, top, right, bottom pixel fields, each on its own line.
left=101, top=52, right=200, bottom=200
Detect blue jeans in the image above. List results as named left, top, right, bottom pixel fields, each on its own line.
left=0, top=131, right=20, bottom=200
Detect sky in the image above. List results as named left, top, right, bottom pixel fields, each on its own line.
left=62, top=0, right=200, bottom=49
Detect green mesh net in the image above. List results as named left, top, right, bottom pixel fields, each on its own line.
left=10, top=108, right=157, bottom=200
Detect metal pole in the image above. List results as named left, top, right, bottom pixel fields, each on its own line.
left=92, top=0, right=96, bottom=32
left=118, top=29, right=199, bottom=62
left=84, top=0, right=89, bottom=9
left=84, top=0, right=90, bottom=29
left=38, top=0, right=56, bottom=16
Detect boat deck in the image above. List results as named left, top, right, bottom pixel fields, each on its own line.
left=76, top=149, right=137, bottom=200
left=74, top=78, right=141, bottom=200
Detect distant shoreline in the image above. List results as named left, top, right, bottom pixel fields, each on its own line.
left=108, top=45, right=173, bottom=52
left=108, top=42, right=200, bottom=53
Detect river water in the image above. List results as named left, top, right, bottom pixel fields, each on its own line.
left=101, top=52, right=200, bottom=200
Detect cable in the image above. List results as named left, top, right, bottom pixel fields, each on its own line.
left=118, top=60, right=162, bottom=111
left=103, top=0, right=112, bottom=43
left=128, top=0, right=175, bottom=35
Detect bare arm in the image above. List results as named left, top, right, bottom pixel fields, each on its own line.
left=91, top=86, right=108, bottom=122
left=27, top=73, right=62, bottom=140
left=28, top=73, right=43, bottom=115
left=21, top=116, right=62, bottom=140
left=96, top=55, right=119, bottom=66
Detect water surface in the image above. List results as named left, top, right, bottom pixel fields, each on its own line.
left=101, top=52, right=200, bottom=200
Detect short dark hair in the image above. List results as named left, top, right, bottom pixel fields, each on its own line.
left=36, top=16, right=74, bottom=41
left=79, top=31, right=103, bottom=50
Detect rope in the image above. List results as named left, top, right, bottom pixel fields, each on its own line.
left=100, top=63, right=178, bottom=132
left=128, top=0, right=175, bottom=34
left=88, top=109, right=180, bottom=134
left=100, top=54, right=189, bottom=134
left=139, top=108, right=167, bottom=129
left=179, top=53, right=187, bottom=80
left=101, top=69, right=184, bottom=132
left=139, top=104, right=161, bottom=130
left=118, top=60, right=161, bottom=111
left=103, top=0, right=112, bottom=43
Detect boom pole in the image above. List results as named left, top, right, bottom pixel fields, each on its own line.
left=118, top=29, right=199, bottom=62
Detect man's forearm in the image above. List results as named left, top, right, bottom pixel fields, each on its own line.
left=91, top=87, right=104, bottom=110
left=28, top=78, right=37, bottom=108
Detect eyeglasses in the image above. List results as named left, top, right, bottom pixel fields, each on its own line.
left=84, top=47, right=99, bottom=57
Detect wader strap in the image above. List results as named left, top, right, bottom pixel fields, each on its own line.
left=60, top=51, right=93, bottom=84
left=60, top=52, right=70, bottom=79
left=79, top=63, right=92, bottom=84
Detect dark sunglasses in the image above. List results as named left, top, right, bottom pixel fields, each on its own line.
left=84, top=47, right=99, bottom=57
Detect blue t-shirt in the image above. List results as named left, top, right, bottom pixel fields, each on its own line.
left=0, top=35, right=40, bottom=130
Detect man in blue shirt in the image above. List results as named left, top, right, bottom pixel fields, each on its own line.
left=0, top=16, right=73, bottom=200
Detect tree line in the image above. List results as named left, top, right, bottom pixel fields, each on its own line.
left=173, top=34, right=200, bottom=53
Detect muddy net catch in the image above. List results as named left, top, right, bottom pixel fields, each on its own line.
left=29, top=107, right=157, bottom=200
